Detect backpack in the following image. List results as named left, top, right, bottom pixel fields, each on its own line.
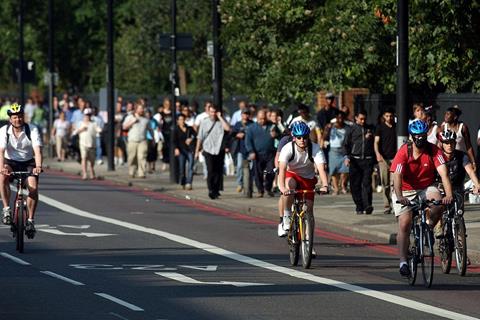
left=6, top=124, right=31, bottom=146
left=288, top=139, right=314, bottom=163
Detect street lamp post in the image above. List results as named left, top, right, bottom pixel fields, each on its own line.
left=396, top=0, right=409, bottom=147
left=169, top=0, right=178, bottom=183
left=19, top=0, right=25, bottom=107
left=212, top=0, right=222, bottom=111
left=47, top=0, right=55, bottom=158
left=107, top=0, right=115, bottom=171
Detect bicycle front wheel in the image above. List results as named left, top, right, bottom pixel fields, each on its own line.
left=407, top=226, right=418, bottom=286
left=300, top=214, right=314, bottom=269
left=439, top=222, right=452, bottom=274
left=15, top=203, right=24, bottom=253
left=421, top=224, right=434, bottom=288
left=454, top=218, right=467, bottom=276
left=288, top=215, right=300, bottom=266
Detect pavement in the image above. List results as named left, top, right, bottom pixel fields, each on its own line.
left=43, top=158, right=480, bottom=264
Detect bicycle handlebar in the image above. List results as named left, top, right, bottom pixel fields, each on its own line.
left=396, top=198, right=442, bottom=208
left=282, top=187, right=329, bottom=196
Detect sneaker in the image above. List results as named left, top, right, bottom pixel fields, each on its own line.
left=399, top=264, right=410, bottom=277
left=96, top=159, right=103, bottom=165
left=236, top=186, right=243, bottom=193
left=277, top=223, right=287, bottom=237
left=2, top=207, right=11, bottom=225
left=25, top=220, right=36, bottom=239
left=282, top=216, right=291, bottom=231
left=312, top=248, right=317, bottom=259
left=185, top=184, right=192, bottom=190
left=355, top=210, right=364, bottom=215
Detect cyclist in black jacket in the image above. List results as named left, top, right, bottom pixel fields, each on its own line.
left=344, top=110, right=375, bottom=215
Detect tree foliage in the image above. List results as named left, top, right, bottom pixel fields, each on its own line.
left=0, top=0, right=479, bottom=103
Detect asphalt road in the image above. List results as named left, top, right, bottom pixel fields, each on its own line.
left=1, top=173, right=479, bottom=320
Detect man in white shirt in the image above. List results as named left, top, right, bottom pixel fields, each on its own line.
left=277, top=121, right=328, bottom=237
left=0, top=103, right=43, bottom=238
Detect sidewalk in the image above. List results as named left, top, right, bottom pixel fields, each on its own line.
left=44, top=158, right=480, bottom=264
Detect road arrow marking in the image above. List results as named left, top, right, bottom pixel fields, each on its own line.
left=39, top=229, right=116, bottom=237
left=178, top=265, right=218, bottom=271
left=58, top=224, right=91, bottom=229
left=155, top=272, right=272, bottom=287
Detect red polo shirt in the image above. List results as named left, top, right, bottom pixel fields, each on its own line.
left=390, top=143, right=446, bottom=191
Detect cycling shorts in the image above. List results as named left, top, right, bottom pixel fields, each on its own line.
left=285, top=170, right=317, bottom=201
left=5, top=158, right=37, bottom=181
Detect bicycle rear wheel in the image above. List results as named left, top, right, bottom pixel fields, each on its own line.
left=15, top=203, right=24, bottom=253
left=289, top=215, right=300, bottom=266
left=439, top=222, right=452, bottom=274
left=454, top=218, right=467, bottom=276
left=421, top=224, right=434, bottom=288
left=407, top=226, right=418, bottom=286
left=300, top=214, right=314, bottom=269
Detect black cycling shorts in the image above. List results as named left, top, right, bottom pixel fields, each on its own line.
left=5, top=158, right=38, bottom=181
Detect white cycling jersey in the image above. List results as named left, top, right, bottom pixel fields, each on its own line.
left=278, top=141, right=325, bottom=179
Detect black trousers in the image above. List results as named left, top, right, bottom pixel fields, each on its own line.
left=254, top=152, right=275, bottom=193
left=349, top=158, right=374, bottom=211
left=203, top=151, right=225, bottom=195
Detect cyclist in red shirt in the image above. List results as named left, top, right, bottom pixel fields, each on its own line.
left=390, top=119, right=453, bottom=277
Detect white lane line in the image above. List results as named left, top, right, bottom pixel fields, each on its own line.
left=40, top=271, right=85, bottom=286
left=94, top=293, right=144, bottom=312
left=0, top=252, right=31, bottom=265
left=40, top=193, right=478, bottom=320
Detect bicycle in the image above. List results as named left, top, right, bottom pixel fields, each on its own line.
left=284, top=188, right=325, bottom=269
left=399, top=196, right=441, bottom=288
left=8, top=171, right=34, bottom=253
left=438, top=189, right=470, bottom=276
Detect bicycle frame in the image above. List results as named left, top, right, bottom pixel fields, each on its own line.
left=10, top=171, right=31, bottom=253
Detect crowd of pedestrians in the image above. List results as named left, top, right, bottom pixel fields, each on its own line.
left=1, top=92, right=478, bottom=217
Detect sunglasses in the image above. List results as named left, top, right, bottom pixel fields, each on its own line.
left=294, top=135, right=309, bottom=140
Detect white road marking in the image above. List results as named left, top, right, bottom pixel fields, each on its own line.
left=39, top=229, right=116, bottom=237
left=58, top=224, right=91, bottom=229
left=179, top=265, right=217, bottom=271
left=0, top=252, right=31, bottom=265
left=40, top=271, right=85, bottom=286
left=94, top=293, right=143, bottom=312
left=155, top=272, right=272, bottom=287
left=39, top=193, right=479, bottom=320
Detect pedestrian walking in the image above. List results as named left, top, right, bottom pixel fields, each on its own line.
left=245, top=110, right=279, bottom=197
left=146, top=109, right=160, bottom=174
left=174, top=114, right=196, bottom=190
left=374, top=108, right=397, bottom=214
left=51, top=111, right=70, bottom=162
left=75, top=108, right=101, bottom=180
left=344, top=110, right=375, bottom=215
left=122, top=103, right=150, bottom=178
left=92, top=106, right=105, bottom=165
left=231, top=109, right=253, bottom=192
left=194, top=104, right=231, bottom=199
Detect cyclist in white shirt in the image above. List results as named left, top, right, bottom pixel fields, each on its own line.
left=0, top=103, right=43, bottom=238
left=277, top=121, right=328, bottom=237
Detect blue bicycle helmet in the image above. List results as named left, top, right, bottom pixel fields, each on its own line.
left=408, top=119, right=428, bottom=135
left=290, top=121, right=310, bottom=137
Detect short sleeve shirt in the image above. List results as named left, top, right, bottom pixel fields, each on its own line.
left=390, top=143, right=446, bottom=191
left=279, top=141, right=326, bottom=179
left=0, top=124, right=42, bottom=161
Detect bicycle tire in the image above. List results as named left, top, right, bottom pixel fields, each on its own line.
left=289, top=215, right=300, bottom=266
left=454, top=218, right=467, bottom=276
left=407, top=226, right=418, bottom=286
left=15, top=203, right=24, bottom=253
left=301, top=214, right=314, bottom=269
left=421, top=224, right=434, bottom=288
left=439, top=222, right=452, bottom=274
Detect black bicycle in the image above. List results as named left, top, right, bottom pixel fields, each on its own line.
left=8, top=171, right=34, bottom=253
left=399, top=196, right=441, bottom=288
left=439, top=189, right=470, bottom=276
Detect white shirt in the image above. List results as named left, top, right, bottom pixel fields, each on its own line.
left=279, top=141, right=325, bottom=179
left=291, top=115, right=318, bottom=131
left=78, top=121, right=99, bottom=148
left=194, top=112, right=209, bottom=127
left=53, top=119, right=70, bottom=138
left=0, top=124, right=42, bottom=161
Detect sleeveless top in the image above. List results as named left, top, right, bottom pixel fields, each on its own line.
left=442, top=122, right=466, bottom=152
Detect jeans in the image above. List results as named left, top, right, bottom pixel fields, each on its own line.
left=349, top=158, right=374, bottom=211
left=236, top=152, right=245, bottom=187
left=203, top=151, right=224, bottom=195
left=178, top=151, right=194, bottom=185
left=96, top=136, right=102, bottom=161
